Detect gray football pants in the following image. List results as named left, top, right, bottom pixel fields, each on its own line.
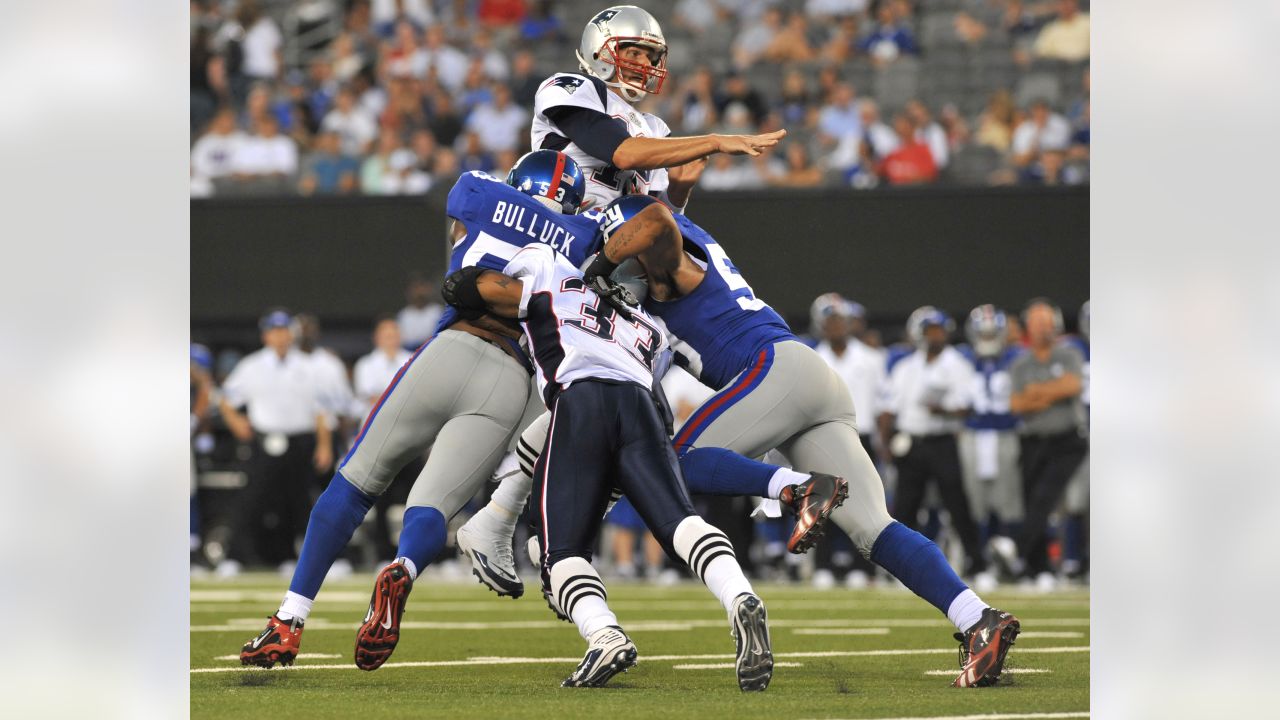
left=339, top=330, right=535, bottom=518
left=957, top=430, right=1024, bottom=524
left=509, top=340, right=894, bottom=555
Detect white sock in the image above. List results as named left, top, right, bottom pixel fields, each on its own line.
left=489, top=470, right=533, bottom=524
left=277, top=591, right=313, bottom=623
left=947, top=588, right=989, bottom=633
left=766, top=468, right=810, bottom=499
left=549, top=557, right=615, bottom=640
left=673, top=516, right=755, bottom=612
left=396, top=556, right=419, bottom=582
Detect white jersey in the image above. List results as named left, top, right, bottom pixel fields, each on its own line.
left=507, top=244, right=668, bottom=405
left=531, top=72, right=671, bottom=209
left=814, top=339, right=887, bottom=434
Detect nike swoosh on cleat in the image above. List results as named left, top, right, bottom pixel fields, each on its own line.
left=473, top=551, right=519, bottom=582
left=381, top=606, right=394, bottom=630
left=250, top=627, right=273, bottom=650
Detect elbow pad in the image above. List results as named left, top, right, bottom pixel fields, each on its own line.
left=442, top=266, right=488, bottom=320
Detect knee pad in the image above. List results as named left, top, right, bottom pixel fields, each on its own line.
left=548, top=556, right=607, bottom=619
left=672, top=516, right=736, bottom=582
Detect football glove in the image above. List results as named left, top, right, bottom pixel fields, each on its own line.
left=442, top=266, right=487, bottom=320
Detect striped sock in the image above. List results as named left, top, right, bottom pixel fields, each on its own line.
left=549, top=557, right=616, bottom=640
left=673, top=516, right=754, bottom=613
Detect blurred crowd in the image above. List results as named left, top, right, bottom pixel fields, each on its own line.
left=191, top=278, right=1089, bottom=591
left=190, top=0, right=1090, bottom=197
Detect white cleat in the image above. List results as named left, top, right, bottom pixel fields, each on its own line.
left=562, top=626, right=638, bottom=688
left=730, top=593, right=773, bottom=692
left=456, top=517, right=524, bottom=598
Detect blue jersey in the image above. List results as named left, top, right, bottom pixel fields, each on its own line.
left=434, top=171, right=604, bottom=335
left=642, top=213, right=795, bottom=390
left=958, top=344, right=1024, bottom=431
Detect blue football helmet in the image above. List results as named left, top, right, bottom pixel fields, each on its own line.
left=965, top=304, right=1009, bottom=357
left=505, top=150, right=586, bottom=214
left=907, top=305, right=954, bottom=348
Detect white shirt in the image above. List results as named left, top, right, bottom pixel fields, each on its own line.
left=321, top=108, right=379, bottom=157
left=1012, top=114, right=1073, bottom=155
left=467, top=102, right=530, bottom=153
left=815, top=339, right=886, bottom=434
left=242, top=18, right=283, bottom=79
left=420, top=45, right=469, bottom=92
left=221, top=348, right=325, bottom=434
left=509, top=245, right=668, bottom=404
left=304, top=348, right=355, bottom=423
left=398, top=303, right=443, bottom=347
left=191, top=131, right=246, bottom=180
left=352, top=347, right=412, bottom=417
left=232, top=135, right=298, bottom=176
left=882, top=346, right=975, bottom=435
left=371, top=0, right=435, bottom=27
left=531, top=72, right=671, bottom=209
left=918, top=122, right=949, bottom=168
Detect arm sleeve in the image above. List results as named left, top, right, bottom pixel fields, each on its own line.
left=504, top=245, right=555, bottom=319
left=543, top=106, right=631, bottom=163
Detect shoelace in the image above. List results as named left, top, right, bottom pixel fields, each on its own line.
left=492, top=536, right=517, bottom=576
left=953, top=632, right=969, bottom=669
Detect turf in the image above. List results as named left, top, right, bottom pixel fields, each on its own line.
left=191, top=572, right=1088, bottom=719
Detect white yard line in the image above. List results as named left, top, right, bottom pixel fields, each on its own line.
left=790, top=628, right=891, bottom=635
left=212, top=653, right=340, bottom=661
left=806, top=714, right=1086, bottom=720
left=922, top=668, right=1051, bottom=676
left=191, top=617, right=1089, bottom=632
left=192, top=646, right=1088, bottom=673
left=1017, top=632, right=1084, bottom=639
left=673, top=662, right=804, bottom=670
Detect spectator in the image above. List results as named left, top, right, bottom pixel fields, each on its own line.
left=456, top=131, right=497, bottom=174
left=330, top=33, right=366, bottom=84
left=192, top=107, right=246, bottom=190
left=770, top=143, right=824, bottom=188
left=817, top=82, right=862, bottom=141
left=305, top=57, right=339, bottom=124
left=678, top=67, right=719, bottom=133
left=1033, top=0, right=1090, bottom=62
left=1011, top=99, right=1072, bottom=168
left=975, top=89, right=1018, bottom=152
left=732, top=6, right=784, bottom=69
left=478, top=0, right=526, bottom=28
left=397, top=275, right=443, bottom=348
left=763, top=10, right=817, bottom=64
left=232, top=115, right=299, bottom=185
left=360, top=129, right=417, bottom=194
left=431, top=146, right=462, bottom=184
left=805, top=0, right=869, bottom=21
left=298, top=131, right=360, bottom=196
left=820, top=14, right=862, bottom=64
left=237, top=0, right=283, bottom=81
left=905, top=99, right=949, bottom=169
left=457, top=61, right=497, bottom=115
left=858, top=98, right=897, bottom=160
left=240, top=82, right=274, bottom=131
left=427, top=90, right=465, bottom=147
left=402, top=128, right=438, bottom=194
left=877, top=113, right=938, bottom=185
left=321, top=86, right=379, bottom=157
left=470, top=29, right=511, bottom=82
left=774, top=70, right=815, bottom=129
left=715, top=73, right=769, bottom=127
left=420, top=23, right=469, bottom=93
left=509, top=50, right=541, bottom=107
left=953, top=11, right=988, bottom=46
left=381, top=76, right=429, bottom=136
left=520, top=0, right=564, bottom=43
left=699, top=154, right=762, bottom=191
left=674, top=0, right=721, bottom=33
left=939, top=103, right=971, bottom=152
left=383, top=19, right=426, bottom=79
left=371, top=0, right=435, bottom=38
left=857, top=1, right=919, bottom=65
left=1020, top=148, right=1069, bottom=186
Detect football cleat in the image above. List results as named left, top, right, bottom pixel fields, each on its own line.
left=780, top=472, right=849, bottom=554
left=952, top=607, right=1021, bottom=687
left=456, top=520, right=525, bottom=599
left=730, top=593, right=773, bottom=692
left=354, top=561, right=414, bottom=671
left=562, top=626, right=638, bottom=688
left=240, top=614, right=303, bottom=668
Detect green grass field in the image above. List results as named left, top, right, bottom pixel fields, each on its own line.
left=191, top=573, right=1088, bottom=719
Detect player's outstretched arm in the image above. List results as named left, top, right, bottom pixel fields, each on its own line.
left=612, top=129, right=787, bottom=171
left=442, top=266, right=524, bottom=320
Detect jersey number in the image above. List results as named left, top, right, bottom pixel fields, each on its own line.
left=592, top=165, right=649, bottom=193
left=704, top=241, right=766, bottom=312
left=561, top=277, right=661, bottom=369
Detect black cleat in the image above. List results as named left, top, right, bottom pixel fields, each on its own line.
left=953, top=607, right=1021, bottom=687
left=730, top=593, right=773, bottom=691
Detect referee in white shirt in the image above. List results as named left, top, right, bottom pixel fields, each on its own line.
left=218, top=309, right=334, bottom=571
left=351, top=315, right=423, bottom=561
left=810, top=294, right=885, bottom=587
left=878, top=308, right=988, bottom=576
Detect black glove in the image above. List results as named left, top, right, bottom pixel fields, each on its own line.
left=580, top=252, right=619, bottom=285
left=587, top=274, right=639, bottom=320
left=441, top=266, right=487, bottom=320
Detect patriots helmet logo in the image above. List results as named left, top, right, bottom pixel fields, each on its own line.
left=590, top=9, right=618, bottom=31
left=550, top=76, right=584, bottom=94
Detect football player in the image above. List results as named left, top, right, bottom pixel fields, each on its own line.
left=564, top=197, right=1023, bottom=688
left=441, top=244, right=773, bottom=691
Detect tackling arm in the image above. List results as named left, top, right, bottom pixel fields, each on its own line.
left=442, top=266, right=525, bottom=320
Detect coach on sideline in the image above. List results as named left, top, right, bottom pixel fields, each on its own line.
left=215, top=309, right=334, bottom=576
left=1005, top=299, right=1087, bottom=585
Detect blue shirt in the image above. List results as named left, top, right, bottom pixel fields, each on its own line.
left=958, top=345, right=1025, bottom=431
left=642, top=213, right=795, bottom=390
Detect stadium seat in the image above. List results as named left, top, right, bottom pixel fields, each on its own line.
left=1015, top=73, right=1063, bottom=108
left=874, top=57, right=921, bottom=114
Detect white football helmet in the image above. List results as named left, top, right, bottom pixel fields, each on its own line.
left=907, top=305, right=953, bottom=349
left=576, top=6, right=668, bottom=103
left=965, top=304, right=1009, bottom=358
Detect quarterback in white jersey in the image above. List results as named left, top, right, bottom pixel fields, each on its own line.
left=529, top=5, right=786, bottom=210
